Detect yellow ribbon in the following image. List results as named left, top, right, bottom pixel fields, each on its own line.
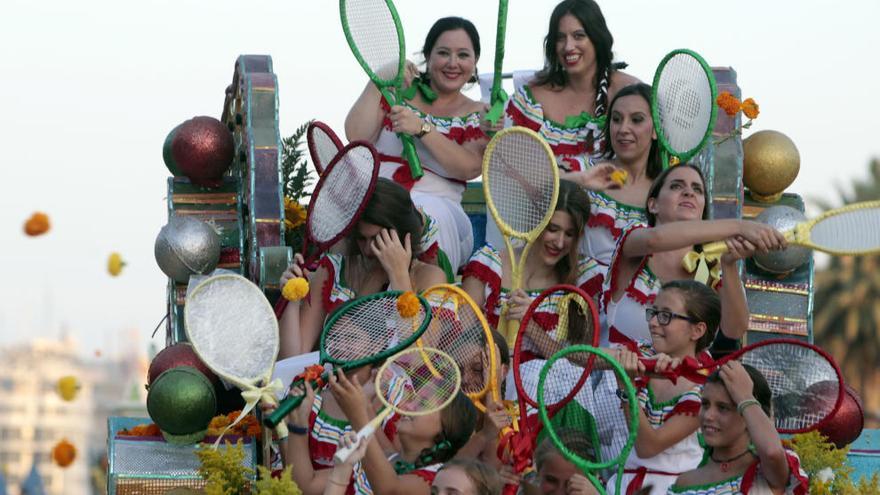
left=681, top=250, right=722, bottom=288
left=214, top=378, right=285, bottom=447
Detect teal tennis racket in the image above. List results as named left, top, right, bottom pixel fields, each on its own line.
left=485, top=0, right=510, bottom=125
left=340, top=0, right=423, bottom=179
left=651, top=49, right=717, bottom=168
left=537, top=345, right=638, bottom=495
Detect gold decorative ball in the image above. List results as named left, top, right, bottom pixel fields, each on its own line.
left=743, top=130, right=800, bottom=203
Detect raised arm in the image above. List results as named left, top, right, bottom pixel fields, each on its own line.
left=278, top=261, right=329, bottom=358
left=716, top=237, right=757, bottom=340
left=345, top=81, right=386, bottom=144
left=621, top=219, right=785, bottom=259
left=286, top=383, right=333, bottom=495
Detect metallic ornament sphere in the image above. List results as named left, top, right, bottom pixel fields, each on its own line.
left=154, top=216, right=221, bottom=283
left=743, top=130, right=800, bottom=203
left=148, top=343, right=218, bottom=387
left=162, top=123, right=183, bottom=176
left=171, top=116, right=234, bottom=187
left=818, top=384, right=865, bottom=448
left=146, top=366, right=217, bottom=445
left=752, top=206, right=811, bottom=274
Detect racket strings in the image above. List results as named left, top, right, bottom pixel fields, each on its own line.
left=342, top=0, right=401, bottom=82
left=308, top=145, right=375, bottom=244
left=309, top=126, right=340, bottom=173
left=740, top=344, right=841, bottom=432
left=324, top=296, right=427, bottom=363
left=656, top=53, right=713, bottom=153
left=378, top=348, right=460, bottom=414
left=487, top=131, right=556, bottom=235
left=807, top=206, right=880, bottom=253
left=421, top=291, right=493, bottom=398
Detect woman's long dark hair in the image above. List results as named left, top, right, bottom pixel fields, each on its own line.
left=348, top=178, right=424, bottom=257
left=554, top=179, right=591, bottom=285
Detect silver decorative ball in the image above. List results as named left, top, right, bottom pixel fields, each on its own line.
left=154, top=216, right=221, bottom=283
left=752, top=206, right=811, bottom=274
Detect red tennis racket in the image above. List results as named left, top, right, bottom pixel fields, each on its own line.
left=307, top=121, right=344, bottom=176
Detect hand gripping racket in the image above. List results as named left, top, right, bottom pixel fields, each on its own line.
left=651, top=49, right=717, bottom=168
left=184, top=273, right=288, bottom=441
left=642, top=338, right=844, bottom=433
left=419, top=284, right=500, bottom=411
left=307, top=121, right=344, bottom=176
left=483, top=126, right=560, bottom=347
left=538, top=346, right=639, bottom=495
left=265, top=290, right=432, bottom=427
left=702, top=200, right=880, bottom=257
left=333, top=346, right=461, bottom=463
left=340, top=0, right=423, bottom=179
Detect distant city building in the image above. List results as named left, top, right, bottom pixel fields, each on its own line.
left=0, top=331, right=148, bottom=495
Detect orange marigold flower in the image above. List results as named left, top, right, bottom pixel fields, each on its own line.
left=716, top=91, right=742, bottom=117
left=209, top=414, right=232, bottom=430
left=396, top=291, right=421, bottom=318
left=52, top=439, right=77, bottom=467
left=245, top=423, right=262, bottom=437
left=23, top=212, right=51, bottom=236
left=741, top=98, right=760, bottom=119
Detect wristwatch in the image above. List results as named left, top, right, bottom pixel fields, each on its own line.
left=416, top=120, right=432, bottom=139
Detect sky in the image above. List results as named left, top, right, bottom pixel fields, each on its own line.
left=2, top=0, right=879, bottom=357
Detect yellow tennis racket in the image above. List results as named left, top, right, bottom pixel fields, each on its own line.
left=703, top=200, right=880, bottom=256
left=483, top=127, right=560, bottom=347
left=420, top=284, right=500, bottom=412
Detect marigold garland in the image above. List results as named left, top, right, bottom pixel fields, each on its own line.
left=282, top=277, right=310, bottom=301
left=716, top=91, right=742, bottom=117
left=283, top=197, right=307, bottom=230
left=52, top=439, right=76, bottom=467
left=396, top=291, right=421, bottom=318
left=741, top=97, right=760, bottom=119
left=23, top=212, right=51, bottom=236
left=107, top=252, right=125, bottom=277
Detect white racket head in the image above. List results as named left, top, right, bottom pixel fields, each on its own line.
left=305, top=141, right=378, bottom=250
left=308, top=121, right=344, bottom=175
left=375, top=346, right=461, bottom=416
left=340, top=0, right=404, bottom=84
left=483, top=126, right=560, bottom=238
left=184, top=274, right=278, bottom=387
left=797, top=200, right=880, bottom=255
left=652, top=49, right=716, bottom=161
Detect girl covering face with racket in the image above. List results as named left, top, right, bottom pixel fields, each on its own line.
left=279, top=178, right=446, bottom=358
left=345, top=17, right=489, bottom=272
left=494, top=0, right=639, bottom=173
left=670, top=363, right=809, bottom=494
left=607, top=280, right=720, bottom=495
left=462, top=179, right=603, bottom=341
left=601, top=164, right=787, bottom=350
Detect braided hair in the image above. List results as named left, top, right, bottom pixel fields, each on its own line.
left=394, top=391, right=477, bottom=473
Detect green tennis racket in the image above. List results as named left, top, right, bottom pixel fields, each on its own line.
left=340, top=0, right=423, bottom=179
left=485, top=0, right=510, bottom=125
left=264, top=290, right=432, bottom=427
left=651, top=49, right=717, bottom=168
left=537, top=345, right=638, bottom=495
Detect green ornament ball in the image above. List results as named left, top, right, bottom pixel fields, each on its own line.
left=163, top=123, right=184, bottom=176
left=147, top=365, right=217, bottom=445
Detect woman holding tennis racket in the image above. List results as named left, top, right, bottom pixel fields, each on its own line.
left=607, top=280, right=721, bottom=495
left=498, top=0, right=638, bottom=172
left=601, top=164, right=787, bottom=349
left=669, top=362, right=809, bottom=494
left=462, top=179, right=604, bottom=337
left=279, top=179, right=446, bottom=357
left=345, top=16, right=488, bottom=272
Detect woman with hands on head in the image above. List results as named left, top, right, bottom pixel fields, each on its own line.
left=669, top=362, right=809, bottom=494
left=278, top=178, right=446, bottom=358
left=345, top=16, right=488, bottom=272
left=323, top=369, right=478, bottom=495
left=601, top=164, right=787, bottom=350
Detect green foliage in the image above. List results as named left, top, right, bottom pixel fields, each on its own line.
left=787, top=431, right=880, bottom=494
left=254, top=466, right=302, bottom=495
left=281, top=120, right=316, bottom=204
left=196, top=440, right=253, bottom=495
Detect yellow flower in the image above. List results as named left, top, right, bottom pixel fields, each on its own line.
left=107, top=252, right=125, bottom=277
left=282, top=277, right=310, bottom=301
left=741, top=98, right=760, bottom=119
left=716, top=91, right=742, bottom=117
left=610, top=169, right=628, bottom=186
left=284, top=197, right=308, bottom=230
left=24, top=211, right=51, bottom=236
left=57, top=376, right=80, bottom=401
left=396, top=291, right=421, bottom=318
left=669, top=156, right=681, bottom=167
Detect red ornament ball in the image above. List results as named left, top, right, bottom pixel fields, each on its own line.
left=817, top=384, right=865, bottom=448
left=148, top=343, right=218, bottom=387
left=171, top=116, right=234, bottom=187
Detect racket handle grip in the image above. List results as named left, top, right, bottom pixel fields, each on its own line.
left=332, top=412, right=386, bottom=464
left=400, top=136, right=424, bottom=179
left=701, top=240, right=729, bottom=257
left=264, top=374, right=326, bottom=428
